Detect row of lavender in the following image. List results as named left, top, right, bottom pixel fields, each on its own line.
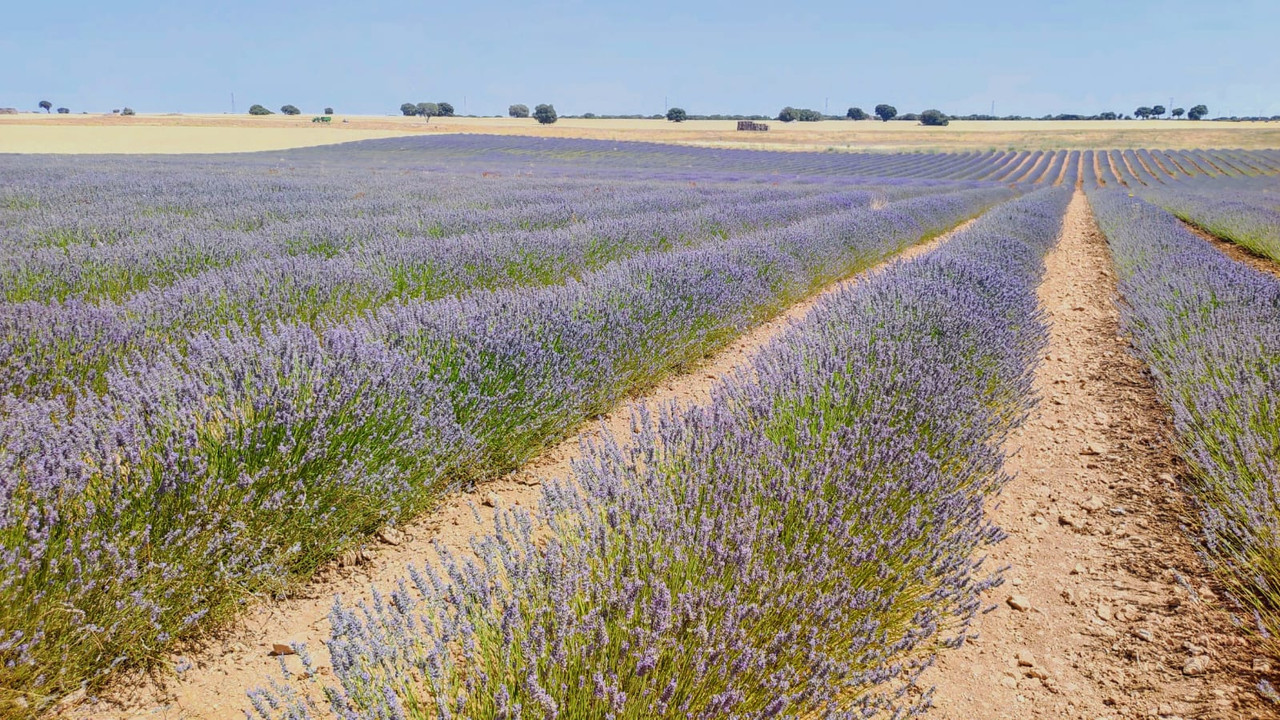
left=0, top=174, right=1010, bottom=710
left=1129, top=178, right=1280, bottom=262
left=4, top=162, right=942, bottom=303
left=2, top=182, right=916, bottom=399
left=1087, top=189, right=1280, bottom=659
left=253, top=187, right=1071, bottom=719
left=299, top=136, right=1280, bottom=184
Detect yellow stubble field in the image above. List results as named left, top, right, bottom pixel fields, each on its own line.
left=1, top=112, right=1278, bottom=154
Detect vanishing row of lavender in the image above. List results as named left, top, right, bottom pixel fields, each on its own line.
left=253, top=187, right=1071, bottom=719
left=2, top=163, right=920, bottom=302
left=1132, top=178, right=1280, bottom=262
left=1088, top=189, right=1280, bottom=656
left=4, top=181, right=942, bottom=399
left=303, top=136, right=1279, bottom=184
left=0, top=155, right=1011, bottom=707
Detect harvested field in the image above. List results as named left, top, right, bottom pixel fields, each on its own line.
left=3, top=113, right=1280, bottom=153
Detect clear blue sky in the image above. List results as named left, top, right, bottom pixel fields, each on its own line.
left=3, top=0, right=1277, bottom=118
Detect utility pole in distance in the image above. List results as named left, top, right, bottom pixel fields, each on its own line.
left=231, top=92, right=236, bottom=114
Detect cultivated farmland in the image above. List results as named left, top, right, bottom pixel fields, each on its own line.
left=3, top=136, right=1280, bottom=719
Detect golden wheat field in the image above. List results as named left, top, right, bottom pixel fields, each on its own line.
left=2, top=112, right=1278, bottom=153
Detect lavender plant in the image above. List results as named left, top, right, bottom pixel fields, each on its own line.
left=256, top=188, right=1070, bottom=719
left=1138, top=178, right=1280, bottom=262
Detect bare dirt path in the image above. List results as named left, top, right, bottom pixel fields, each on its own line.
left=921, top=190, right=1276, bottom=719
left=69, top=221, right=973, bottom=719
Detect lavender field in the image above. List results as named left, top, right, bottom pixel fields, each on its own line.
left=3, top=136, right=1280, bottom=717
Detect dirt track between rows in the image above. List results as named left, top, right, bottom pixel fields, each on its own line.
left=921, top=191, right=1276, bottom=719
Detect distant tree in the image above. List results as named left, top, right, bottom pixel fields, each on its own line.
left=38, top=100, right=51, bottom=113
left=437, top=102, right=455, bottom=117
left=508, top=104, right=530, bottom=118
left=582, top=112, right=597, bottom=118
left=1171, top=107, right=1185, bottom=119
left=1134, top=106, right=1152, bottom=119
left=874, top=104, right=897, bottom=122
left=56, top=107, right=69, bottom=114
left=400, top=102, right=418, bottom=116
left=1188, top=104, right=1208, bottom=120
left=666, top=107, right=687, bottom=122
left=1151, top=105, right=1166, bottom=118
left=416, top=102, right=439, bottom=121
left=533, top=103, right=557, bottom=124
left=121, top=107, right=135, bottom=116
left=846, top=106, right=868, bottom=120
left=324, top=107, right=334, bottom=115
left=1098, top=111, right=1118, bottom=120
left=280, top=105, right=301, bottom=115
left=248, top=104, right=273, bottom=115
left=779, top=107, right=822, bottom=122
left=898, top=113, right=920, bottom=121
left=920, top=109, right=950, bottom=126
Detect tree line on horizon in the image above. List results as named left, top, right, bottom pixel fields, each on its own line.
left=31, top=98, right=1279, bottom=123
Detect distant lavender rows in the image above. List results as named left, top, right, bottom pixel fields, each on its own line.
left=0, top=157, right=1010, bottom=708
left=291, top=135, right=1279, bottom=186
left=1088, top=189, right=1280, bottom=656
left=251, top=187, right=1072, bottom=720
left=3, top=180, right=944, bottom=398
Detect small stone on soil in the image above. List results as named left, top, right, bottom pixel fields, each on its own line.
left=1008, top=595, right=1032, bottom=612
left=376, top=526, right=404, bottom=545
left=1182, top=656, right=1210, bottom=676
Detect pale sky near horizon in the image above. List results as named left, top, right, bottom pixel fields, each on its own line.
left=3, top=0, right=1277, bottom=118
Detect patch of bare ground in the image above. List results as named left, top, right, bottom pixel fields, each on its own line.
left=65, top=218, right=977, bottom=719
left=921, top=190, right=1278, bottom=719
left=1178, top=219, right=1280, bottom=280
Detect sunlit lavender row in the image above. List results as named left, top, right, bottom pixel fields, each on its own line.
left=4, top=181, right=961, bottom=399
left=0, top=144, right=1012, bottom=709
left=1088, top=188, right=1280, bottom=655
left=250, top=187, right=1070, bottom=719
left=1131, top=178, right=1280, bottom=261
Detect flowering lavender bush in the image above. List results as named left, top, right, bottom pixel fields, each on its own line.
left=254, top=188, right=1069, bottom=719
left=0, top=144, right=1015, bottom=710
left=1138, top=178, right=1280, bottom=262
left=1089, top=188, right=1280, bottom=654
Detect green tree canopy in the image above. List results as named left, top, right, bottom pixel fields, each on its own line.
left=534, top=104, right=557, bottom=124
left=920, top=109, right=950, bottom=126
